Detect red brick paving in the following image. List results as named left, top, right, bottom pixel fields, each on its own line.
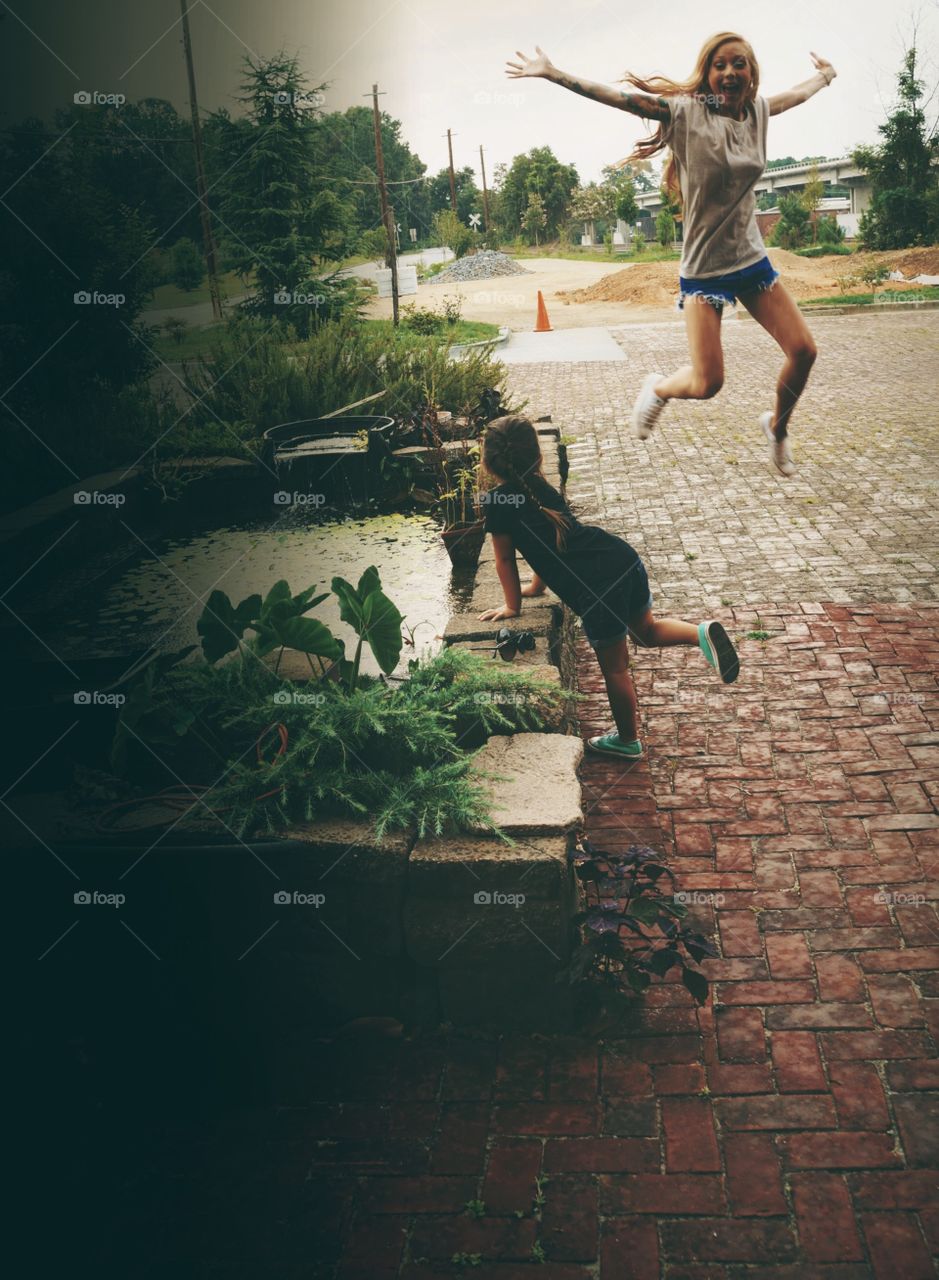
left=142, top=603, right=938, bottom=1276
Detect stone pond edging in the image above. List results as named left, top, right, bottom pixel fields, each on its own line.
left=10, top=426, right=587, bottom=1033
left=263, top=425, right=588, bottom=1031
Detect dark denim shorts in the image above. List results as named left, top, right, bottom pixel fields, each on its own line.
left=678, top=254, right=780, bottom=313
left=580, top=559, right=653, bottom=650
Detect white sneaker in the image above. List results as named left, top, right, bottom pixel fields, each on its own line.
left=632, top=372, right=667, bottom=440
left=760, top=410, right=796, bottom=477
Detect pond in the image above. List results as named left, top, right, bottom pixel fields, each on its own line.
left=38, top=506, right=469, bottom=680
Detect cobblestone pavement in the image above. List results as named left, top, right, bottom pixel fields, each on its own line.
left=79, top=317, right=939, bottom=1277
left=97, top=604, right=934, bottom=1279
left=505, top=312, right=939, bottom=609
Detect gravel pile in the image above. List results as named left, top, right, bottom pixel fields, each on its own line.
left=426, top=250, right=532, bottom=285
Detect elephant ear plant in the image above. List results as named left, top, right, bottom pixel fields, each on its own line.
left=559, top=837, right=718, bottom=1007
left=106, top=567, right=579, bottom=842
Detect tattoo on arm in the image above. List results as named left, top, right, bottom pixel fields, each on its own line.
left=555, top=73, right=598, bottom=102
left=619, top=90, right=670, bottom=123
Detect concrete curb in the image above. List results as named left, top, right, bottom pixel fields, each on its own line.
left=447, top=324, right=511, bottom=356
left=739, top=299, right=939, bottom=319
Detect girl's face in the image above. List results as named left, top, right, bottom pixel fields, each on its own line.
left=708, top=41, right=752, bottom=114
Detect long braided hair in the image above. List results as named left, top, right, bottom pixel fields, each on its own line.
left=481, top=415, right=572, bottom=551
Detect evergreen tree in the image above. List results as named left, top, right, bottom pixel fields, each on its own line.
left=212, top=52, right=359, bottom=334
left=770, top=193, right=811, bottom=249
left=854, top=45, right=939, bottom=249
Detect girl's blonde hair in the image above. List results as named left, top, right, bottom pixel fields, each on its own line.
left=481, top=415, right=572, bottom=551
left=621, top=32, right=761, bottom=208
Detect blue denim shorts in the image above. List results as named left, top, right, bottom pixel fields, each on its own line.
left=580, top=561, right=654, bottom=651
left=677, top=255, right=780, bottom=313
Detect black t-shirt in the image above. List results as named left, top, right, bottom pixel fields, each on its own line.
left=481, top=479, right=644, bottom=617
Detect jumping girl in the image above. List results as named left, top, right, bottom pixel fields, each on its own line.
left=477, top=415, right=739, bottom=759
left=506, top=34, right=837, bottom=477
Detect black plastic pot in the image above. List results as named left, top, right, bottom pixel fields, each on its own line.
left=260, top=415, right=395, bottom=470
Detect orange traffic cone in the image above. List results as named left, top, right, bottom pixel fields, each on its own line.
left=534, top=290, right=553, bottom=332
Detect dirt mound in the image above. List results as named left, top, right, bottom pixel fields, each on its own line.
left=856, top=245, right=939, bottom=278
left=555, top=263, right=679, bottom=308
left=554, top=244, right=939, bottom=308
left=553, top=250, right=841, bottom=307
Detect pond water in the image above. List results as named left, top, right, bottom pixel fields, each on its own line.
left=41, top=508, right=467, bottom=679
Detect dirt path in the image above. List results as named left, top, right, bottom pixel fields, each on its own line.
left=362, top=256, right=676, bottom=329
left=364, top=247, right=939, bottom=330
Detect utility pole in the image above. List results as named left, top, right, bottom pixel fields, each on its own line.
left=179, top=0, right=222, bottom=322
left=479, top=144, right=491, bottom=232
left=446, top=128, right=458, bottom=212
left=371, top=84, right=399, bottom=325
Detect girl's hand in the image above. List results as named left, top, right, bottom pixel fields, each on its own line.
left=520, top=580, right=546, bottom=598
left=810, top=51, right=836, bottom=84
left=477, top=605, right=521, bottom=621
left=506, top=46, right=554, bottom=79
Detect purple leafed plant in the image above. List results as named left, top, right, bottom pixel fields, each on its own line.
left=559, top=836, right=718, bottom=1006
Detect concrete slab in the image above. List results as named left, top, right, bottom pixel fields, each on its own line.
left=485, top=326, right=626, bottom=364
left=468, top=732, right=584, bottom=835
left=444, top=602, right=557, bottom=643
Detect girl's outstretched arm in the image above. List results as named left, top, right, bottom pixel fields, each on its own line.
left=478, top=532, right=521, bottom=621
left=768, top=51, right=837, bottom=116
left=506, top=45, right=670, bottom=122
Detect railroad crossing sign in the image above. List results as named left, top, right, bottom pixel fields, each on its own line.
left=468, top=212, right=482, bottom=229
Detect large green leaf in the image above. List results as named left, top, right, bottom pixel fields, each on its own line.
left=250, top=581, right=333, bottom=657
left=198, top=590, right=262, bottom=663
left=331, top=573, right=364, bottom=631
left=331, top=565, right=404, bottom=676
left=360, top=589, right=404, bottom=675
left=275, top=615, right=343, bottom=661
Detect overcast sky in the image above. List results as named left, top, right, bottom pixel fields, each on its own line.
left=3, top=0, right=937, bottom=184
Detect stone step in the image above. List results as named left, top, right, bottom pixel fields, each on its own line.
left=467, top=731, right=584, bottom=836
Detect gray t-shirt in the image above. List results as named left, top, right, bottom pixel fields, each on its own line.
left=661, top=92, right=769, bottom=279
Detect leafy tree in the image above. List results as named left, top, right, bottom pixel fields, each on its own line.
left=854, top=44, right=939, bottom=249
left=614, top=177, right=639, bottom=227
left=569, top=183, right=614, bottom=241
left=54, top=97, right=203, bottom=247
left=426, top=165, right=481, bottom=223
left=212, top=52, right=362, bottom=332
left=432, top=208, right=473, bottom=258
left=310, top=105, right=429, bottom=248
left=170, top=237, right=204, bottom=290
left=521, top=192, right=547, bottom=246
left=0, top=115, right=161, bottom=510
left=801, top=162, right=825, bottom=241
left=495, top=146, right=579, bottom=239
left=770, top=192, right=811, bottom=249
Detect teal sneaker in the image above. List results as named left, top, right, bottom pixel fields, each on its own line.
left=698, top=620, right=739, bottom=684
left=586, top=732, right=643, bottom=759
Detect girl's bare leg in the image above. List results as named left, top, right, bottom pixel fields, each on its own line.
left=737, top=280, right=818, bottom=438
left=595, top=638, right=639, bottom=741
left=629, top=608, right=698, bottom=647
left=653, top=296, right=726, bottom=400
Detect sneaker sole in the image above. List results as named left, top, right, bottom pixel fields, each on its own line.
left=632, top=373, right=663, bottom=440
left=586, top=738, right=644, bottom=759
left=704, top=620, right=739, bottom=684
left=761, top=411, right=796, bottom=477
